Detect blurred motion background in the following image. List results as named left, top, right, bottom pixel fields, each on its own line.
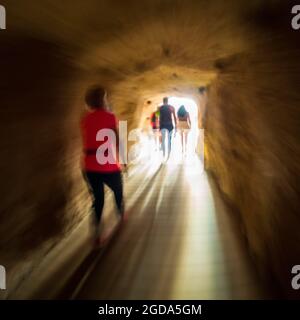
left=0, top=0, right=300, bottom=299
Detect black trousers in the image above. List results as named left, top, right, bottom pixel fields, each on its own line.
left=83, top=171, right=123, bottom=224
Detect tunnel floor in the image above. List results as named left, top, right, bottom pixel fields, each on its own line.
left=75, top=157, right=268, bottom=300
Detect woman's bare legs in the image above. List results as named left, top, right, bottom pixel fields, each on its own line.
left=184, top=131, right=189, bottom=155
left=181, top=131, right=185, bottom=155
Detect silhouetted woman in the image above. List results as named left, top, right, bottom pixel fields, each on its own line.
left=177, top=105, right=191, bottom=155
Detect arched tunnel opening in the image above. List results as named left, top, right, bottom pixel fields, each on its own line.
left=0, top=0, right=300, bottom=301
left=137, top=94, right=202, bottom=165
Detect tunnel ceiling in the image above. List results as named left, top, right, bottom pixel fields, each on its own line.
left=4, top=0, right=267, bottom=123
left=2, top=0, right=294, bottom=157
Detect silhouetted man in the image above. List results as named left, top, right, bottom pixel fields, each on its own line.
left=159, top=97, right=177, bottom=159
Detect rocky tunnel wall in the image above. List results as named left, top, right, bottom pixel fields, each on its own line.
left=0, top=0, right=299, bottom=298
left=205, top=6, right=300, bottom=297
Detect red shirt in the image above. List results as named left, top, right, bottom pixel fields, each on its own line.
left=81, top=108, right=121, bottom=173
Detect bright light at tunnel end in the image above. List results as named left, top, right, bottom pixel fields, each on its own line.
left=96, top=97, right=204, bottom=170
left=168, top=97, right=198, bottom=126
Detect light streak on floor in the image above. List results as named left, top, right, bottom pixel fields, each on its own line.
left=75, top=155, right=268, bottom=299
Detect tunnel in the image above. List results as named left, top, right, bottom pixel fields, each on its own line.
left=0, top=0, right=300, bottom=300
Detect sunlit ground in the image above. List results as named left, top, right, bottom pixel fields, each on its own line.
left=79, top=134, right=265, bottom=299
left=78, top=95, right=266, bottom=299
left=82, top=97, right=265, bottom=299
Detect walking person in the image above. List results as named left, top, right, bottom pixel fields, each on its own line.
left=81, top=86, right=126, bottom=247
left=177, top=105, right=191, bottom=155
left=159, top=97, right=177, bottom=160
left=150, top=107, right=160, bottom=151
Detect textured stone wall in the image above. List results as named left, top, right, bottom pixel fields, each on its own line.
left=205, top=5, right=300, bottom=297
left=0, top=0, right=299, bottom=297
left=0, top=35, right=92, bottom=297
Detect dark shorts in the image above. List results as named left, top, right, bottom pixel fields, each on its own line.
left=160, top=125, right=174, bottom=132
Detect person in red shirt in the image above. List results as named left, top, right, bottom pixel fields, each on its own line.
left=150, top=107, right=161, bottom=151
left=81, top=86, right=125, bottom=244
